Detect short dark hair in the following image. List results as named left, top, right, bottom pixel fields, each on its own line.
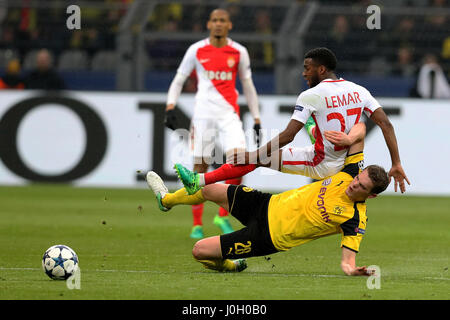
left=304, top=47, right=337, bottom=71
left=366, top=165, right=390, bottom=194
left=210, top=8, right=231, bottom=21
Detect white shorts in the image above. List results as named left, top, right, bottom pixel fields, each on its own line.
left=190, top=112, right=246, bottom=160
left=280, top=145, right=344, bottom=180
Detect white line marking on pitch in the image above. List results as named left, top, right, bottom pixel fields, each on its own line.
left=0, top=267, right=345, bottom=277
left=1, top=267, right=449, bottom=281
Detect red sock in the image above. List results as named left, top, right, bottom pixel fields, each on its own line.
left=204, top=164, right=256, bottom=185
left=218, top=178, right=242, bottom=217
left=225, top=177, right=242, bottom=186
left=192, top=204, right=203, bottom=226
left=218, top=207, right=228, bottom=217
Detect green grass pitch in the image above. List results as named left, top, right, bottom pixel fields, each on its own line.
left=0, top=184, right=448, bottom=300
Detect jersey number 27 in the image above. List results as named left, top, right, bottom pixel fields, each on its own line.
left=326, top=107, right=362, bottom=151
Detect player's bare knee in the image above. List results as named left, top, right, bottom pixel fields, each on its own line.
left=202, top=184, right=226, bottom=199
left=201, top=185, right=214, bottom=200
left=191, top=242, right=200, bottom=260
left=192, top=241, right=207, bottom=260
left=201, top=185, right=229, bottom=210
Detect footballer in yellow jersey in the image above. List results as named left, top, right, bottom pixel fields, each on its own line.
left=148, top=143, right=390, bottom=275
left=267, top=152, right=366, bottom=253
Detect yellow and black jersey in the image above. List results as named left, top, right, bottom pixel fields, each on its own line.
left=267, top=152, right=367, bottom=253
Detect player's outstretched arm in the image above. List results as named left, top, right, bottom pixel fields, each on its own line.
left=340, top=247, right=371, bottom=276
left=369, top=108, right=411, bottom=193
left=258, top=119, right=304, bottom=159
left=228, top=119, right=303, bottom=165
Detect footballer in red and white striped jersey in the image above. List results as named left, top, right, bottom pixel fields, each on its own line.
left=165, top=8, right=262, bottom=238
left=281, top=78, right=382, bottom=179
left=177, top=37, right=251, bottom=119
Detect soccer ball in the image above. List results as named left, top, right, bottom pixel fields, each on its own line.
left=42, top=245, right=79, bottom=280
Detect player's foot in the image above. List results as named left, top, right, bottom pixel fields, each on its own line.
left=213, top=215, right=234, bottom=234
left=146, top=171, right=170, bottom=212
left=305, top=116, right=316, bottom=144
left=174, top=163, right=200, bottom=195
left=190, top=225, right=204, bottom=239
left=233, top=259, right=248, bottom=272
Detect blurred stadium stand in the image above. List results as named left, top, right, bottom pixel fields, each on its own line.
left=57, top=49, right=89, bottom=71
left=0, top=0, right=448, bottom=96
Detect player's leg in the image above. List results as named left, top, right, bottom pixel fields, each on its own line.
left=176, top=145, right=324, bottom=191
left=146, top=171, right=206, bottom=211
left=219, top=113, right=250, bottom=185
left=200, top=183, right=230, bottom=210
left=193, top=184, right=277, bottom=272
left=211, top=148, right=249, bottom=234
left=192, top=235, right=247, bottom=272
left=174, top=114, right=255, bottom=194
left=175, top=148, right=281, bottom=191
left=175, top=162, right=257, bottom=194
left=279, top=122, right=368, bottom=179
left=161, top=183, right=235, bottom=213
left=279, top=144, right=339, bottom=180
left=146, top=173, right=243, bottom=271
left=189, top=119, right=215, bottom=239
left=146, top=171, right=169, bottom=211
left=211, top=114, right=247, bottom=235
left=190, top=159, right=209, bottom=238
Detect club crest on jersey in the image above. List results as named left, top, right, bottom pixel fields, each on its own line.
left=333, top=206, right=345, bottom=215
left=227, top=56, right=236, bottom=68
left=358, top=160, right=365, bottom=171
left=322, top=178, right=332, bottom=186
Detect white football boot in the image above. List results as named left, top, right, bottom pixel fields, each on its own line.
left=146, top=171, right=170, bottom=212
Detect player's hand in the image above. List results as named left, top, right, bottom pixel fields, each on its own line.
left=352, top=266, right=371, bottom=276
left=164, top=109, right=178, bottom=130
left=388, top=163, right=411, bottom=193
left=253, top=123, right=262, bottom=147
left=324, top=130, right=352, bottom=147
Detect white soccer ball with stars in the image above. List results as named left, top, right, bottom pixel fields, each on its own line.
left=42, top=245, right=79, bottom=280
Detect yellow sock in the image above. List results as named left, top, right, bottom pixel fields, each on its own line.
left=197, top=259, right=236, bottom=272
left=162, top=188, right=205, bottom=208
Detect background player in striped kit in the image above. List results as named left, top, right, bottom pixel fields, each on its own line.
left=164, top=8, right=261, bottom=239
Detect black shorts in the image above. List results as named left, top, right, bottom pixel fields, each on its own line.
left=220, top=185, right=278, bottom=259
